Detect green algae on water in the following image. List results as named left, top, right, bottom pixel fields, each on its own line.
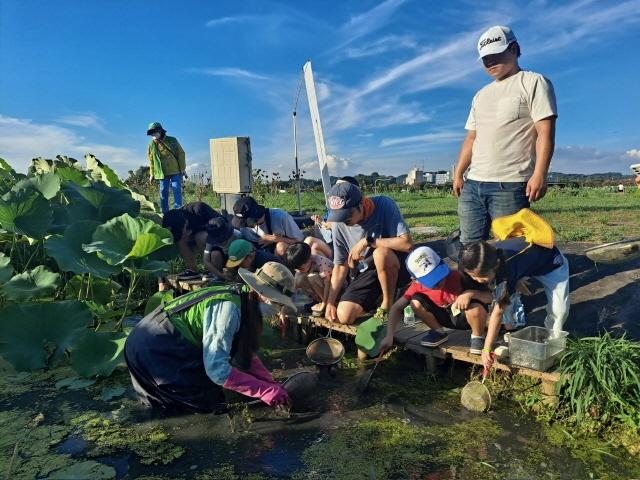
left=71, top=411, right=185, bottom=465
left=294, top=414, right=502, bottom=480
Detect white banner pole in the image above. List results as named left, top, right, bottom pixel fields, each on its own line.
left=303, top=60, right=332, bottom=205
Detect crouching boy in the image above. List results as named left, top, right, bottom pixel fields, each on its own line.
left=380, top=246, right=492, bottom=354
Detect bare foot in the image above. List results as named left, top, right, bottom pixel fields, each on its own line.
left=311, top=302, right=325, bottom=313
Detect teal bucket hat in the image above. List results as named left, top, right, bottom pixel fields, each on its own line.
left=146, top=122, right=166, bottom=135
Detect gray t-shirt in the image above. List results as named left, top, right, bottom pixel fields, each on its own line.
left=465, top=70, right=557, bottom=182
left=240, top=208, right=304, bottom=244
left=332, top=196, right=409, bottom=265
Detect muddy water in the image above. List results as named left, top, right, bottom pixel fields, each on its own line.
left=2, top=329, right=639, bottom=479
left=118, top=329, right=639, bottom=479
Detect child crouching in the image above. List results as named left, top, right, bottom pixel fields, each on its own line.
left=380, top=246, right=492, bottom=354
left=284, top=242, right=333, bottom=316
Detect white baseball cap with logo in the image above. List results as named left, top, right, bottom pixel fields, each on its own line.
left=406, top=246, right=451, bottom=289
left=477, top=25, right=517, bottom=58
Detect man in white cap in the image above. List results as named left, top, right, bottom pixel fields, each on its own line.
left=453, top=26, right=558, bottom=244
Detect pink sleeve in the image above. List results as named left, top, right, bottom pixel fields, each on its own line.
left=313, top=255, right=334, bottom=278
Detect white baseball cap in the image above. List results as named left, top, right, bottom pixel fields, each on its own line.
left=477, top=25, right=517, bottom=58
left=406, top=246, right=451, bottom=289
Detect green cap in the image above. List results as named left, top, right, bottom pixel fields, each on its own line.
left=226, top=239, right=254, bottom=268
left=146, top=122, right=165, bottom=135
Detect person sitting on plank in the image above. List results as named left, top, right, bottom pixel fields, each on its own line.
left=284, top=241, right=334, bottom=317
left=379, top=246, right=492, bottom=355
left=324, top=182, right=413, bottom=325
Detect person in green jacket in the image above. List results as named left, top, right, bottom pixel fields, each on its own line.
left=147, top=121, right=187, bottom=214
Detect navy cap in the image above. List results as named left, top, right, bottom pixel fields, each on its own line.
left=326, top=182, right=363, bottom=222
left=233, top=197, right=265, bottom=221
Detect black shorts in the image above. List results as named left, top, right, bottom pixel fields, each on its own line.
left=410, top=293, right=488, bottom=330
left=340, top=250, right=411, bottom=313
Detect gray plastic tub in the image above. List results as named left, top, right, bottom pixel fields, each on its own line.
left=509, top=326, right=568, bottom=371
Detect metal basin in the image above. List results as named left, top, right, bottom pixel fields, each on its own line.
left=306, top=337, right=345, bottom=366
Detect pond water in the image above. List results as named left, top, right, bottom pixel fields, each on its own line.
left=1, top=327, right=639, bottom=480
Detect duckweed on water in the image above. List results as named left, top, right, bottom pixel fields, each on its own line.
left=70, top=412, right=185, bottom=465
left=293, top=414, right=502, bottom=479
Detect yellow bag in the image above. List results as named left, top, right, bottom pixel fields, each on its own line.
left=491, top=208, right=555, bottom=249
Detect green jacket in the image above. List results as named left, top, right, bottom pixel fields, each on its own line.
left=147, top=136, right=186, bottom=180
left=165, top=285, right=241, bottom=347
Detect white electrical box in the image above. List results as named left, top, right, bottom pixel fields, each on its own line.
left=210, top=137, right=253, bottom=194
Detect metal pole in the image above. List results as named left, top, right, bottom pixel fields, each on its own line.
left=292, top=111, right=302, bottom=214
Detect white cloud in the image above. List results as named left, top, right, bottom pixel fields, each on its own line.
left=335, top=0, right=408, bottom=50
left=626, top=149, right=640, bottom=159
left=56, top=113, right=105, bottom=131
left=205, top=15, right=263, bottom=27
left=186, top=67, right=269, bottom=81
left=380, top=130, right=464, bottom=147
left=0, top=114, right=139, bottom=174
left=343, top=34, right=418, bottom=59
left=551, top=146, right=633, bottom=174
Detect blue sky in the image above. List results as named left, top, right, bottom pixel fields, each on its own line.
left=1, top=0, right=640, bottom=178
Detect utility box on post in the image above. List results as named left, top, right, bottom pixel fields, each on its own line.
left=210, top=137, right=252, bottom=194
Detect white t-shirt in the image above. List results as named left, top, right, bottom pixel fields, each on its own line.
left=240, top=208, right=304, bottom=243
left=465, top=70, right=557, bottom=182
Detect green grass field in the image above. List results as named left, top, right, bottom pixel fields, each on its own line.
left=185, top=185, right=640, bottom=243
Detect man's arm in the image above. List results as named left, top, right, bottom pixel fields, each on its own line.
left=369, top=233, right=413, bottom=253
left=176, top=140, right=186, bottom=173
left=453, top=130, right=475, bottom=197
left=527, top=117, right=556, bottom=202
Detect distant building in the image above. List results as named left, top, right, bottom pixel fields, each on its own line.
left=405, top=167, right=425, bottom=185
left=424, top=170, right=452, bottom=185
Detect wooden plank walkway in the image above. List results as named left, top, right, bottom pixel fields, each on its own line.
left=164, top=275, right=560, bottom=389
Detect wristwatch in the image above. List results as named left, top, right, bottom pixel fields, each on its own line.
left=366, top=234, right=375, bottom=247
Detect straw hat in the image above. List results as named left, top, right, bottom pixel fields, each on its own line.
left=238, top=262, right=296, bottom=312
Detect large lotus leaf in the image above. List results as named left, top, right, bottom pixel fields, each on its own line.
left=70, top=331, right=127, bottom=378
left=0, top=300, right=92, bottom=370
left=0, top=158, right=15, bottom=175
left=29, top=157, right=55, bottom=174
left=14, top=172, right=61, bottom=199
left=128, top=189, right=157, bottom=212
left=57, top=166, right=90, bottom=185
left=0, top=188, right=53, bottom=239
left=62, top=181, right=140, bottom=223
left=54, top=155, right=81, bottom=168
left=125, top=258, right=170, bottom=275
left=46, top=221, right=119, bottom=278
left=1, top=265, right=61, bottom=301
left=0, top=252, right=13, bottom=283
left=47, top=460, right=116, bottom=479
left=83, top=213, right=173, bottom=265
left=85, top=154, right=125, bottom=189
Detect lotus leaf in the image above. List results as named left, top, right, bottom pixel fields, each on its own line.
left=63, top=275, right=122, bottom=304
left=85, top=154, right=125, bottom=189
left=83, top=213, right=173, bottom=265
left=1, top=265, right=60, bottom=301
left=46, top=221, right=119, bottom=278
left=14, top=172, right=61, bottom=199
left=100, top=386, right=126, bottom=401
left=0, top=300, right=91, bottom=370
left=56, top=166, right=89, bottom=185
left=62, top=181, right=139, bottom=223
left=0, top=252, right=12, bottom=283
left=0, top=187, right=53, bottom=239
left=70, top=331, right=127, bottom=378
left=46, top=460, right=116, bottom=479
left=0, top=157, right=15, bottom=175
left=125, top=258, right=170, bottom=275
left=29, top=157, right=55, bottom=174
left=129, top=189, right=157, bottom=212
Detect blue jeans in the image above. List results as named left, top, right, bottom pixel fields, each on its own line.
left=159, top=173, right=183, bottom=214
left=457, top=179, right=530, bottom=244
